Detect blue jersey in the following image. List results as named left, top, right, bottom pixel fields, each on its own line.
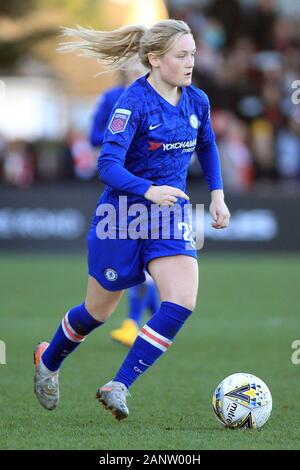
left=88, top=74, right=222, bottom=290
left=97, top=73, right=223, bottom=204
left=89, top=86, right=125, bottom=147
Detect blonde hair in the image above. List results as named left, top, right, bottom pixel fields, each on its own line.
left=58, top=19, right=191, bottom=71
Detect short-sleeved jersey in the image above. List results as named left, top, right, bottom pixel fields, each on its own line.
left=101, top=73, right=215, bottom=198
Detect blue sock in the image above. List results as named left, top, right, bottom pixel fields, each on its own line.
left=128, top=282, right=160, bottom=325
left=128, top=284, right=149, bottom=325
left=42, top=303, right=103, bottom=371
left=147, top=282, right=160, bottom=316
left=113, top=301, right=192, bottom=388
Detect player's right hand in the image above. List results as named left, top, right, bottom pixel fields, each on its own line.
left=144, top=185, right=189, bottom=206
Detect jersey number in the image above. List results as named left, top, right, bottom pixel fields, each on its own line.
left=178, top=222, right=196, bottom=249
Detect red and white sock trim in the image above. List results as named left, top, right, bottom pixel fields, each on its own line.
left=61, top=311, right=86, bottom=343
left=138, top=324, right=173, bottom=352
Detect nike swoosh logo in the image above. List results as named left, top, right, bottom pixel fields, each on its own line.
left=149, top=123, right=162, bottom=130
left=139, top=359, right=150, bottom=367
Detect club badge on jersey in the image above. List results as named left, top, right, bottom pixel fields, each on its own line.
left=108, top=108, right=132, bottom=134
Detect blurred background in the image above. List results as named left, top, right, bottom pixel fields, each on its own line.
left=1, top=1, right=300, bottom=450
left=0, top=0, right=300, bottom=252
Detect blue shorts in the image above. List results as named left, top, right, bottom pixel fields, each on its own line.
left=87, top=191, right=197, bottom=291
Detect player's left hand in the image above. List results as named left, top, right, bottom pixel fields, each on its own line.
left=209, top=190, right=230, bottom=229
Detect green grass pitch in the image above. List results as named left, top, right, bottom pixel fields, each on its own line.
left=0, top=253, right=299, bottom=450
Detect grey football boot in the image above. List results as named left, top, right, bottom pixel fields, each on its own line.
left=96, top=380, right=130, bottom=420
left=34, top=342, right=60, bottom=411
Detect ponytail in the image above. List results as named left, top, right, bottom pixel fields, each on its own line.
left=58, top=24, right=147, bottom=70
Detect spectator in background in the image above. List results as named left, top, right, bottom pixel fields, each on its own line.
left=0, top=133, right=6, bottom=181
left=206, top=0, right=243, bottom=47
left=276, top=108, right=300, bottom=183
left=3, top=140, right=35, bottom=189
left=214, top=111, right=253, bottom=191
left=70, top=132, right=96, bottom=181
left=251, top=118, right=275, bottom=181
left=243, top=0, right=278, bottom=50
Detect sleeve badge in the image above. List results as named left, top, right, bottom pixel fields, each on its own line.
left=108, top=108, right=132, bottom=134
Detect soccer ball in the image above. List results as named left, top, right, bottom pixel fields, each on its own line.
left=212, top=373, right=272, bottom=429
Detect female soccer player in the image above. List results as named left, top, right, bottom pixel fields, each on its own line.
left=89, top=67, right=160, bottom=346
left=34, top=19, right=230, bottom=420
